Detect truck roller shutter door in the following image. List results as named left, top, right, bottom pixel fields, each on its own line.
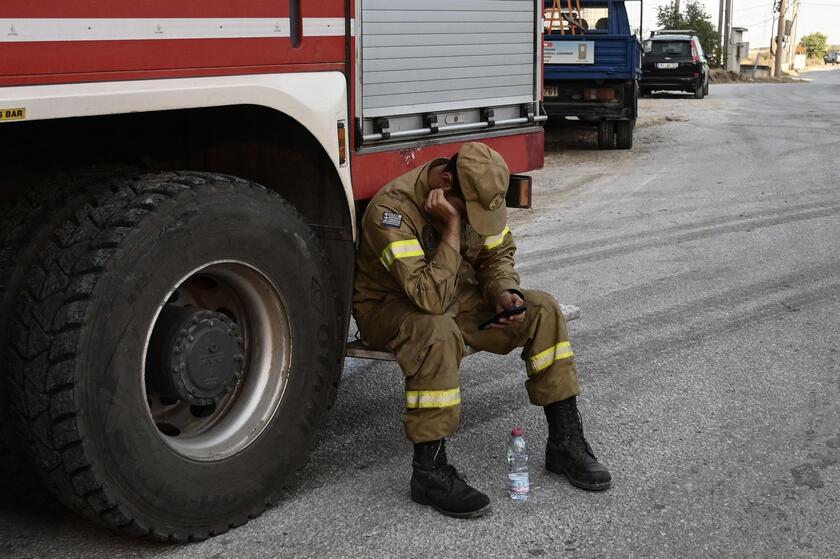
left=357, top=0, right=542, bottom=144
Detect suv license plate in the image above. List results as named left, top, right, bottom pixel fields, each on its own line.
left=657, top=62, right=679, bottom=69
left=544, top=85, right=559, bottom=97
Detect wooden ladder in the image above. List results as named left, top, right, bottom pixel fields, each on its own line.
left=545, top=0, right=584, bottom=35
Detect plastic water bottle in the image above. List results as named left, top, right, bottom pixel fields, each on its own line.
left=507, top=427, right=529, bottom=501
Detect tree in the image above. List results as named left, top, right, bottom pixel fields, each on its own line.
left=656, top=2, right=681, bottom=30
left=799, top=32, right=828, bottom=61
left=655, top=1, right=722, bottom=67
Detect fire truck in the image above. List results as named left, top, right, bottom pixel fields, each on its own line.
left=0, top=0, right=546, bottom=540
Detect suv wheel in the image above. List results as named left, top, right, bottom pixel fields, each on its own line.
left=694, top=82, right=705, bottom=99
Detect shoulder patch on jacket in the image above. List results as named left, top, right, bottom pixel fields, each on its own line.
left=381, top=211, right=403, bottom=228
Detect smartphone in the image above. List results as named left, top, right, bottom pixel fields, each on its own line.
left=478, top=305, right=527, bottom=330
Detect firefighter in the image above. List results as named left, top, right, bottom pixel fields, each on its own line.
left=353, top=142, right=611, bottom=518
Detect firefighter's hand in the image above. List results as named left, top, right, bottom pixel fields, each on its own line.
left=425, top=189, right=461, bottom=227
left=492, top=291, right=526, bottom=329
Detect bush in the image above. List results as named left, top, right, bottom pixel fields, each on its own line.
left=799, top=32, right=828, bottom=60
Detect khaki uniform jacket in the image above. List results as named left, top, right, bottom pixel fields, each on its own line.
left=353, top=159, right=520, bottom=323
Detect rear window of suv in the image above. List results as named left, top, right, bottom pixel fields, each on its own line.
left=646, top=41, right=691, bottom=56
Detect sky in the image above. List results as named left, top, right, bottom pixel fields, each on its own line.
left=624, top=0, right=840, bottom=49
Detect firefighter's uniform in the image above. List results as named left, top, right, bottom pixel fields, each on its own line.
left=353, top=144, right=580, bottom=443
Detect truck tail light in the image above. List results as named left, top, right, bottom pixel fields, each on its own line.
left=583, top=88, right=616, bottom=101
left=337, top=122, right=347, bottom=165
left=506, top=175, right=532, bottom=209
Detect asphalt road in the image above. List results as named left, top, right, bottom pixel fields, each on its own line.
left=2, top=69, right=839, bottom=559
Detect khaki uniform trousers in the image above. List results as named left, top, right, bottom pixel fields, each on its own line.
left=356, top=287, right=580, bottom=443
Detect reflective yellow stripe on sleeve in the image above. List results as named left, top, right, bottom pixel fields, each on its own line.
left=483, top=226, right=511, bottom=250
left=405, top=387, right=461, bottom=409
left=528, top=341, right=574, bottom=376
left=380, top=239, right=424, bottom=270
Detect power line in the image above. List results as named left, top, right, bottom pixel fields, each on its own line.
left=740, top=15, right=775, bottom=27
left=737, top=3, right=778, bottom=12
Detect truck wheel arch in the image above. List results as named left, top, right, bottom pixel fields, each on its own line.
left=0, top=98, right=357, bottom=346
left=0, top=74, right=355, bottom=238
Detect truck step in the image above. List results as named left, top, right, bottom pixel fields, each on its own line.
left=346, top=304, right=582, bottom=362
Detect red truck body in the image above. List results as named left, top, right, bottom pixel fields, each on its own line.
left=0, top=0, right=545, bottom=540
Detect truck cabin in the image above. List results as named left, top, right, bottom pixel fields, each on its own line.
left=543, top=0, right=637, bottom=37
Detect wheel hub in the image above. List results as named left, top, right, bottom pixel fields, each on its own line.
left=147, top=305, right=244, bottom=406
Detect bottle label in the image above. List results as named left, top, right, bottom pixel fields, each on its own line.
left=508, top=473, right=529, bottom=495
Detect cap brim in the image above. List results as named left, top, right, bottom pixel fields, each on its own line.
left=466, top=200, right=506, bottom=237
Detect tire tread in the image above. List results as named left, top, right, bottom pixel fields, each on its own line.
left=1, top=170, right=134, bottom=503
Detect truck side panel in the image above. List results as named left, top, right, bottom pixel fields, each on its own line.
left=351, top=128, right=544, bottom=200
left=544, top=35, right=640, bottom=81
left=0, top=1, right=347, bottom=86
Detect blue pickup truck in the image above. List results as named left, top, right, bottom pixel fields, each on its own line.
left=542, top=0, right=642, bottom=149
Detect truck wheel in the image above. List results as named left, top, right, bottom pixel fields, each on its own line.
left=597, top=121, right=615, bottom=149
left=7, top=172, right=342, bottom=540
left=703, top=80, right=709, bottom=96
left=615, top=119, right=635, bottom=150
left=1, top=170, right=131, bottom=503
left=694, top=83, right=705, bottom=99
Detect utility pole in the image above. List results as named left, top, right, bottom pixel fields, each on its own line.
left=673, top=0, right=681, bottom=29
left=775, top=0, right=788, bottom=77
left=787, top=0, right=801, bottom=70
left=718, top=0, right=725, bottom=52
left=724, top=0, right=733, bottom=70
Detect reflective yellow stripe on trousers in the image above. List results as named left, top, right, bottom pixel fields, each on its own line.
left=380, top=239, right=424, bottom=270
left=483, top=226, right=511, bottom=250
left=529, top=341, right=574, bottom=376
left=405, top=387, right=461, bottom=409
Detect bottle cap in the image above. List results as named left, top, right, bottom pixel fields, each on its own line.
left=511, top=427, right=524, bottom=436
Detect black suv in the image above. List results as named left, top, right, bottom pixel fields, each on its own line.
left=641, top=30, right=709, bottom=99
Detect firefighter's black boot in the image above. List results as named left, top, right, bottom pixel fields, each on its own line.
left=544, top=396, right=612, bottom=491
left=410, top=439, right=491, bottom=518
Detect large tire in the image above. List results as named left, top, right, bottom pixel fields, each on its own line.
left=694, top=82, right=705, bottom=99
left=7, top=172, right=343, bottom=540
left=703, top=79, right=709, bottom=96
left=596, top=121, right=615, bottom=149
left=615, top=119, right=635, bottom=150
left=0, top=199, right=43, bottom=504
left=1, top=170, right=129, bottom=503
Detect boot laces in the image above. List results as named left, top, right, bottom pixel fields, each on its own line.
left=415, top=441, right=468, bottom=487
left=431, top=442, right=470, bottom=485
left=436, top=464, right=467, bottom=485
left=563, top=409, right=596, bottom=460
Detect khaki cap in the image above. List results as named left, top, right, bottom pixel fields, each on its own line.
left=455, top=142, right=510, bottom=236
